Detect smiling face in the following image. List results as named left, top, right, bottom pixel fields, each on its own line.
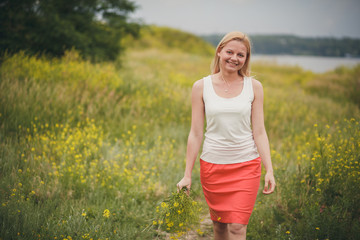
left=217, top=40, right=247, bottom=74
left=211, top=32, right=252, bottom=77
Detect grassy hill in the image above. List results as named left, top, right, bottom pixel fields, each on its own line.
left=0, top=26, right=359, bottom=239
left=123, top=25, right=214, bottom=56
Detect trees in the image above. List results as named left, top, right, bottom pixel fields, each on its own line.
left=0, top=0, right=140, bottom=61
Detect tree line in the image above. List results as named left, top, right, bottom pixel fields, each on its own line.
left=0, top=0, right=140, bottom=61
left=201, top=34, right=360, bottom=57
left=2, top=0, right=359, bottom=61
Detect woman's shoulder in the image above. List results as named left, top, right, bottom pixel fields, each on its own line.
left=193, top=75, right=211, bottom=90
left=249, top=77, right=264, bottom=98
left=192, top=75, right=212, bottom=98
left=193, top=78, right=203, bottom=90
left=249, top=77, right=263, bottom=90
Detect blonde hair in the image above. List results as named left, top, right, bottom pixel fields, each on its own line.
left=211, top=31, right=252, bottom=77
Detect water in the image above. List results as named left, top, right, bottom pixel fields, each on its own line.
left=251, top=54, right=360, bottom=73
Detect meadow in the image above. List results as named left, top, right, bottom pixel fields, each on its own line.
left=0, top=26, right=359, bottom=240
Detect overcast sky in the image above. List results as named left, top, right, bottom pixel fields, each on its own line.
left=130, top=0, right=360, bottom=38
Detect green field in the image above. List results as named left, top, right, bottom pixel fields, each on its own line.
left=1, top=26, right=359, bottom=240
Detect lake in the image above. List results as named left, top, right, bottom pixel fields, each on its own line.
left=251, top=54, right=360, bottom=73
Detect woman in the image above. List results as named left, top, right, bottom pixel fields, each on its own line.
left=177, top=31, right=276, bottom=240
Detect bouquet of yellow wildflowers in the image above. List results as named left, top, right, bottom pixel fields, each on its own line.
left=153, top=188, right=203, bottom=236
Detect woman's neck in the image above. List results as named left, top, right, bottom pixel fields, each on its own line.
left=219, top=71, right=241, bottom=83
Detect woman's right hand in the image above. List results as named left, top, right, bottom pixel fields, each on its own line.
left=177, top=176, right=191, bottom=193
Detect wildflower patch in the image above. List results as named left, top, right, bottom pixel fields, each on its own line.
left=152, top=188, right=203, bottom=238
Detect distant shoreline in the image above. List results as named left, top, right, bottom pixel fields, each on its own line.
left=201, top=34, right=360, bottom=58
left=251, top=54, right=360, bottom=73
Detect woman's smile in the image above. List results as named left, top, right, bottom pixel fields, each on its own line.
left=226, top=60, right=239, bottom=67
left=218, top=40, right=247, bottom=73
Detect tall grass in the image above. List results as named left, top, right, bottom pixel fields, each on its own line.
left=1, top=28, right=359, bottom=239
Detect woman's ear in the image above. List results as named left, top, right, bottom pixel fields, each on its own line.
left=217, top=49, right=221, bottom=57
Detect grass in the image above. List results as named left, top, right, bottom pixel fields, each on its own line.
left=0, top=27, right=359, bottom=239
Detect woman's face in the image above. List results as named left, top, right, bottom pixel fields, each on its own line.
left=217, top=40, right=247, bottom=74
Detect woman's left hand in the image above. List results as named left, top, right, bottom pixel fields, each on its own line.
left=263, top=172, right=276, bottom=194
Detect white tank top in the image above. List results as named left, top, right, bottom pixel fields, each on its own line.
left=200, top=75, right=259, bottom=164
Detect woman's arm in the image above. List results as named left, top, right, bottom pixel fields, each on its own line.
left=251, top=79, right=276, bottom=194
left=177, top=79, right=205, bottom=191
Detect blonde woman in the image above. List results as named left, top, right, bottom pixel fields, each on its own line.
left=177, top=31, right=276, bottom=240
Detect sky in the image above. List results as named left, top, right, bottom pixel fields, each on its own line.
left=130, top=0, right=360, bottom=38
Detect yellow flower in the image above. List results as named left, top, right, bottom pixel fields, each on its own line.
left=82, top=233, right=89, bottom=239
left=286, top=231, right=290, bottom=234
left=103, top=209, right=110, bottom=218
left=173, top=202, right=179, bottom=207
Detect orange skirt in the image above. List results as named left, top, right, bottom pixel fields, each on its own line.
left=200, top=157, right=261, bottom=225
